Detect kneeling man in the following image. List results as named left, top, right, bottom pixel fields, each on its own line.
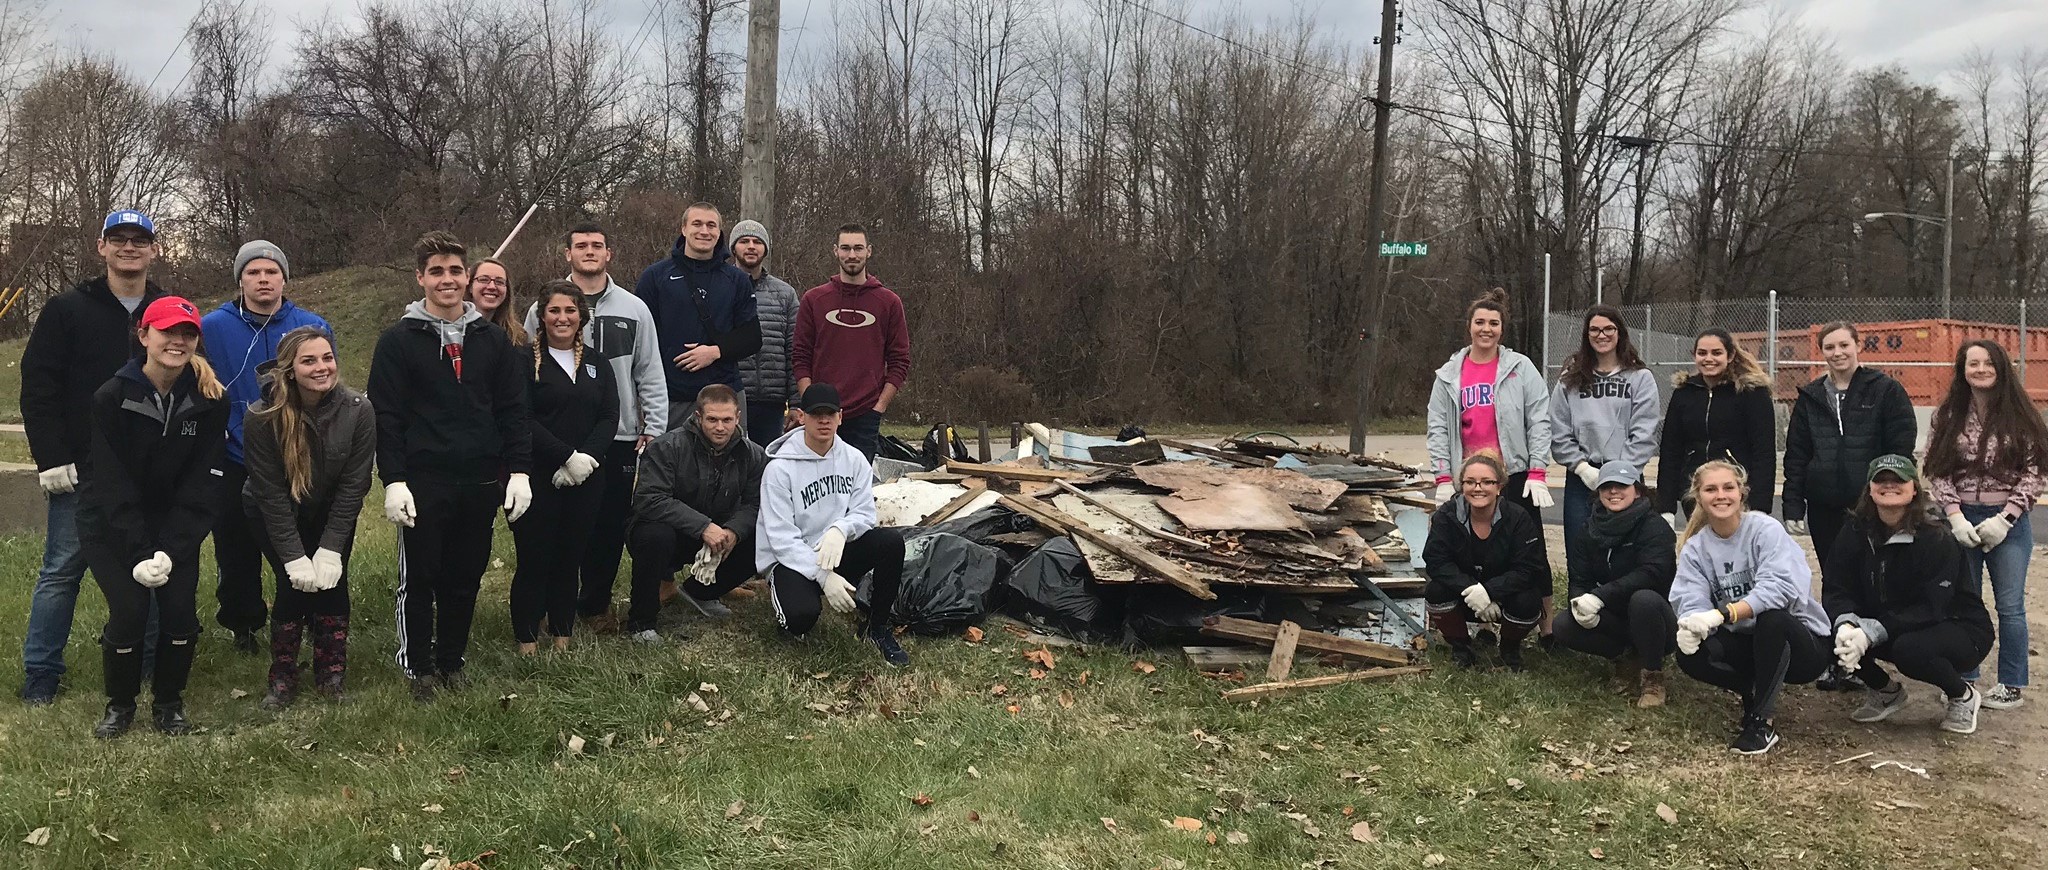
left=626, top=385, right=766, bottom=640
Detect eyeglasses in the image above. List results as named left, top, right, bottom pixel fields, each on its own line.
left=1461, top=478, right=1501, bottom=489
left=1587, top=326, right=1618, bottom=336
left=471, top=276, right=507, bottom=287
left=103, top=235, right=153, bottom=248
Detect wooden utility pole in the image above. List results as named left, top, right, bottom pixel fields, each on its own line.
left=739, top=0, right=781, bottom=228
left=1349, top=0, right=1400, bottom=456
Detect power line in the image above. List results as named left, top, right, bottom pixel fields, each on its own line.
left=1112, top=0, right=1365, bottom=94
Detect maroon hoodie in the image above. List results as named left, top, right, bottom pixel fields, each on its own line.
left=792, top=274, right=910, bottom=418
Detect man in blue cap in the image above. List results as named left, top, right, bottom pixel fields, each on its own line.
left=19, top=209, right=167, bottom=705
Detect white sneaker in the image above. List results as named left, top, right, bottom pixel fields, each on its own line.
left=1850, top=683, right=1908, bottom=723
left=1982, top=684, right=2025, bottom=710
left=630, top=629, right=662, bottom=645
left=1941, top=686, right=1982, bottom=734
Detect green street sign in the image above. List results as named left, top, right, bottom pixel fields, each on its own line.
left=1378, top=242, right=1428, bottom=257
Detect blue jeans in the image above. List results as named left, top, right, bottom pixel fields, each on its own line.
left=746, top=399, right=789, bottom=447
left=22, top=492, right=86, bottom=679
left=1562, top=475, right=1595, bottom=553
left=1961, top=503, right=2030, bottom=688
left=840, top=411, right=883, bottom=460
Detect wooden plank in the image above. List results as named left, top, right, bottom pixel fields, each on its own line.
left=1182, top=646, right=1273, bottom=668
left=1153, top=438, right=1272, bottom=468
left=997, top=494, right=1215, bottom=600
left=947, top=460, right=1090, bottom=482
left=1158, top=483, right=1306, bottom=532
left=977, top=421, right=991, bottom=463
left=1088, top=441, right=1166, bottom=465
left=918, top=488, right=986, bottom=527
left=1132, top=461, right=1348, bottom=512
left=1267, top=621, right=1301, bottom=681
left=1053, top=480, right=1209, bottom=548
left=1221, top=666, right=1432, bottom=702
left=1200, top=615, right=1413, bottom=667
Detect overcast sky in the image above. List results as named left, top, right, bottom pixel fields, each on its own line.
left=38, top=0, right=2044, bottom=95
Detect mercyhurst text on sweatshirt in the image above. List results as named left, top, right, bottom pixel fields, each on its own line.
left=1670, top=512, right=1829, bottom=636
left=756, top=428, right=878, bottom=581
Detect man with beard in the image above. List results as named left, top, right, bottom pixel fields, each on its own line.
left=730, top=219, right=799, bottom=447
left=793, top=224, right=910, bottom=459
left=624, top=385, right=767, bottom=638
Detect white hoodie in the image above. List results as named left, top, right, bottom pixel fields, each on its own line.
left=756, top=428, right=878, bottom=581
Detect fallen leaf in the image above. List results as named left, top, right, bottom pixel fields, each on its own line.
left=1001, top=624, right=1030, bottom=638
left=1058, top=690, right=1076, bottom=709
left=445, top=766, right=467, bottom=784
left=1349, top=821, right=1376, bottom=843
left=912, top=793, right=935, bottom=807
left=22, top=826, right=50, bottom=846
left=1506, top=778, right=1525, bottom=791
left=342, top=786, right=356, bottom=800
left=1589, top=847, right=1605, bottom=860
left=726, top=800, right=747, bottom=820
left=1005, top=704, right=1020, bottom=714
left=1027, top=668, right=1048, bottom=680
left=1342, top=806, right=1354, bottom=816
left=740, top=816, right=765, bottom=832
left=919, top=823, right=938, bottom=837
left=1024, top=647, right=1056, bottom=670
left=1424, top=854, right=1448, bottom=867
left=566, top=735, right=587, bottom=756
left=420, top=803, right=444, bottom=814
left=229, top=688, right=249, bottom=699
left=1133, top=661, right=1158, bottom=675
left=811, top=671, right=832, bottom=680
left=989, top=684, right=1009, bottom=697
left=1204, top=832, right=1217, bottom=845
left=1077, top=670, right=1091, bottom=685
left=912, top=738, right=928, bottom=747
left=1656, top=803, right=1678, bottom=825
left=963, top=626, right=985, bottom=643
left=1226, top=831, right=1249, bottom=845
left=1101, top=817, right=1120, bottom=833
left=967, top=766, right=982, bottom=779
left=685, top=693, right=711, bottom=713
left=697, top=682, right=720, bottom=693
left=967, top=811, right=981, bottom=822
left=1171, top=816, right=1203, bottom=832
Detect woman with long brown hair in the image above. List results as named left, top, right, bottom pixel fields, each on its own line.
left=1550, top=305, right=1661, bottom=566
left=243, top=326, right=375, bottom=708
left=1925, top=338, right=2046, bottom=711
left=468, top=257, right=529, bottom=347
left=1657, top=328, right=1776, bottom=525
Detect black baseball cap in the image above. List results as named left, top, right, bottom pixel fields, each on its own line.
left=797, top=383, right=841, bottom=414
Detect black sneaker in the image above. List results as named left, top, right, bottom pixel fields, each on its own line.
left=409, top=674, right=438, bottom=704
left=92, top=703, right=136, bottom=739
left=1536, top=632, right=1556, bottom=652
left=152, top=704, right=192, bottom=736
left=867, top=625, right=910, bottom=667
left=1730, top=715, right=1779, bottom=755
left=232, top=630, right=260, bottom=655
left=21, top=672, right=58, bottom=706
left=1472, top=627, right=1498, bottom=650
left=1499, top=643, right=1527, bottom=672
left=260, top=680, right=296, bottom=712
left=1449, top=644, right=1477, bottom=669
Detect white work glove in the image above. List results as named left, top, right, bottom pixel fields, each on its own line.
left=553, top=451, right=599, bottom=488
left=503, top=473, right=532, bottom=522
left=1834, top=624, right=1871, bottom=671
left=1569, top=593, right=1603, bottom=629
left=283, top=556, right=318, bottom=593
left=1785, top=519, right=1808, bottom=536
left=815, top=527, right=847, bottom=575
left=384, top=482, right=417, bottom=528
left=1434, top=482, right=1454, bottom=502
left=690, top=546, right=724, bottom=586
left=37, top=463, right=78, bottom=495
left=1947, top=513, right=1982, bottom=548
left=311, top=548, right=345, bottom=591
left=131, top=551, right=171, bottom=588
left=1574, top=462, right=1600, bottom=491
left=1676, top=609, right=1725, bottom=656
left=1461, top=584, right=1500, bottom=622
left=819, top=570, right=857, bottom=614
left=1975, top=514, right=2013, bottom=552
left=1662, top=512, right=1680, bottom=532
left=1675, top=625, right=1704, bottom=656
left=1524, top=478, right=1554, bottom=509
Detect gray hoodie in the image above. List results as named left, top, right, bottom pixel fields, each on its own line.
left=1671, top=511, right=1830, bottom=636
left=404, top=298, right=483, bottom=350
left=755, top=428, right=878, bottom=581
left=1549, top=367, right=1662, bottom=469
left=1426, top=346, right=1551, bottom=480
left=525, top=276, right=669, bottom=442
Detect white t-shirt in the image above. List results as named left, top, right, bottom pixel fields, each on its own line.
left=548, top=346, right=577, bottom=381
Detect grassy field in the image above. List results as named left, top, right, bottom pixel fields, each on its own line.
left=0, top=490, right=2029, bottom=869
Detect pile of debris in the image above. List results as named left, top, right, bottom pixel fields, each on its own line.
left=868, top=426, right=1440, bottom=689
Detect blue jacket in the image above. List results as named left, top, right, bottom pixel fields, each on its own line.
left=633, top=233, right=760, bottom=401
left=200, top=299, right=333, bottom=464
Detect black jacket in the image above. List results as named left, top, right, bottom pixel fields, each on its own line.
left=1565, top=498, right=1677, bottom=609
left=78, top=361, right=229, bottom=565
left=1821, top=514, right=1993, bottom=647
left=1423, top=498, right=1552, bottom=600
left=1783, top=367, right=1916, bottom=518
left=528, top=346, right=619, bottom=480
left=631, top=415, right=768, bottom=537
left=1657, top=374, right=1776, bottom=514
left=366, top=311, right=532, bottom=484
left=20, top=276, right=165, bottom=471
left=241, top=386, right=377, bottom=562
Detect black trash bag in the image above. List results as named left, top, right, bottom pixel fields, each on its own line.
left=921, top=423, right=974, bottom=466
left=920, top=505, right=1039, bottom=546
left=1123, top=587, right=1269, bottom=648
left=999, top=538, right=1119, bottom=643
left=876, top=434, right=929, bottom=467
left=858, top=532, right=1002, bottom=636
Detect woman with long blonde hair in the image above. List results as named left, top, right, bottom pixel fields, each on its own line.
left=242, top=326, right=375, bottom=708
left=1657, top=329, right=1776, bottom=526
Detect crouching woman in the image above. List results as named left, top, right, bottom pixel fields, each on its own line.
left=1550, top=462, right=1678, bottom=707
left=1671, top=459, right=1833, bottom=755
left=1823, top=454, right=1993, bottom=734
left=243, top=326, right=375, bottom=708
left=1424, top=452, right=1551, bottom=671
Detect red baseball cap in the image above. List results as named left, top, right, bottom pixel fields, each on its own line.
left=141, top=296, right=202, bottom=332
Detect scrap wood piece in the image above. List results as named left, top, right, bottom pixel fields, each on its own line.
left=1053, top=480, right=1208, bottom=548
left=1267, top=621, right=1302, bottom=681
left=1087, top=441, right=1166, bottom=465
left=1153, top=438, right=1273, bottom=468
left=997, top=494, right=1215, bottom=600
left=1183, top=646, right=1275, bottom=669
left=1132, top=462, right=1348, bottom=512
left=1158, top=483, right=1305, bottom=532
left=1200, top=615, right=1414, bottom=667
left=918, top=487, right=988, bottom=527
left=1220, top=666, right=1432, bottom=702
left=946, top=460, right=1091, bottom=482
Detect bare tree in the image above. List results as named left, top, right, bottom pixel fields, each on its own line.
left=182, top=0, right=270, bottom=261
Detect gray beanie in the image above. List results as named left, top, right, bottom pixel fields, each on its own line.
left=234, top=239, right=289, bottom=280
left=730, top=219, right=769, bottom=249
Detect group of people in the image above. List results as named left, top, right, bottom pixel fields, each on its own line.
left=1423, top=289, right=2039, bottom=753
left=17, top=205, right=916, bottom=737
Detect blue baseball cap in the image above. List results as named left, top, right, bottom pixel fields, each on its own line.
left=101, top=209, right=155, bottom=238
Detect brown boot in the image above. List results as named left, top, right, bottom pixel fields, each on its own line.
left=1611, top=656, right=1641, bottom=695
left=1636, top=669, right=1667, bottom=708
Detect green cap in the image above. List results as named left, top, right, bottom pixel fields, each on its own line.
left=1867, top=454, right=1919, bottom=483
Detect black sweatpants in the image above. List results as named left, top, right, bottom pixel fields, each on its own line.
left=770, top=527, right=904, bottom=636
left=86, top=539, right=202, bottom=707
left=213, top=461, right=270, bottom=633
left=578, top=439, right=641, bottom=618
left=396, top=480, right=499, bottom=678
left=626, top=522, right=758, bottom=631
left=1676, top=609, right=1830, bottom=720
left=254, top=507, right=353, bottom=621
left=510, top=475, right=605, bottom=642
left=1807, top=502, right=1850, bottom=566
left=1855, top=622, right=1992, bottom=700
left=1551, top=589, right=1677, bottom=671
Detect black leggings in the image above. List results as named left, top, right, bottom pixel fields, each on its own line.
left=395, top=480, right=498, bottom=678
left=510, top=476, right=604, bottom=642
left=254, top=507, right=353, bottom=621
left=86, top=539, right=202, bottom=707
left=769, top=527, right=904, bottom=636
left=1550, top=589, right=1677, bottom=671
left=578, top=439, right=641, bottom=618
left=625, top=522, right=759, bottom=632
left=213, top=461, right=271, bottom=633
left=1856, top=622, right=1992, bottom=700
left=1807, top=503, right=1850, bottom=566
left=1676, top=609, right=1830, bottom=720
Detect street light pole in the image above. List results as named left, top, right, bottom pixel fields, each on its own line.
left=1943, top=151, right=1954, bottom=319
